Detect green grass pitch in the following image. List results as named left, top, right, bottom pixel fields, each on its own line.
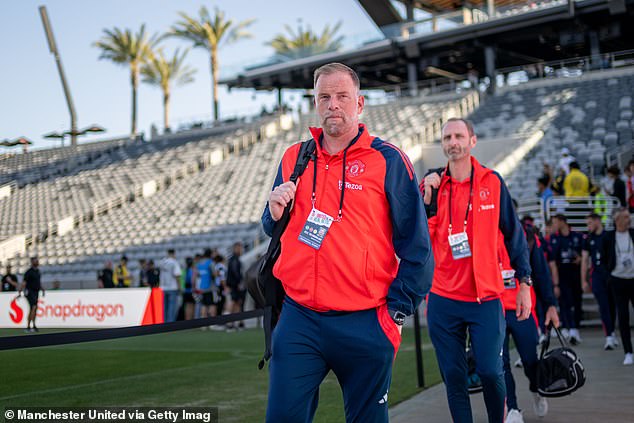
left=0, top=325, right=441, bottom=422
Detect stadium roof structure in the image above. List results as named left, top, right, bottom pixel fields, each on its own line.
left=221, top=0, right=634, bottom=92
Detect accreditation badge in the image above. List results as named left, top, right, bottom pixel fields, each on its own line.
left=448, top=232, right=472, bottom=260
left=502, top=269, right=516, bottom=289
left=298, top=208, right=334, bottom=250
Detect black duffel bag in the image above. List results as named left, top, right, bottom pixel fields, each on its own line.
left=536, top=324, right=586, bottom=397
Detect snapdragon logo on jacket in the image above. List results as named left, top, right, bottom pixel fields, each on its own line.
left=9, top=297, right=24, bottom=324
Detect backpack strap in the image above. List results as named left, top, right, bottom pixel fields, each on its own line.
left=259, top=139, right=316, bottom=369
left=423, top=167, right=444, bottom=218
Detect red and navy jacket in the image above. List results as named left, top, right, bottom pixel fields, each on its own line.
left=420, top=156, right=531, bottom=302
left=498, top=230, right=557, bottom=311
left=262, top=124, right=434, bottom=315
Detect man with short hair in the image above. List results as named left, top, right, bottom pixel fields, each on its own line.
left=20, top=257, right=44, bottom=332
left=262, top=62, right=434, bottom=422
left=160, top=249, right=182, bottom=323
left=421, top=118, right=531, bottom=423
left=549, top=214, right=584, bottom=344
left=602, top=208, right=634, bottom=365
left=2, top=265, right=18, bottom=292
left=582, top=213, right=617, bottom=349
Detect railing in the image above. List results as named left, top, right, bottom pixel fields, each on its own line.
left=496, top=49, right=634, bottom=86
left=517, top=195, right=623, bottom=233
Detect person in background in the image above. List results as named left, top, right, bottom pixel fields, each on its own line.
left=97, top=261, right=114, bottom=289
left=557, top=147, right=575, bottom=175
left=146, top=260, right=160, bottom=288
left=195, top=248, right=216, bottom=322
left=551, top=167, right=566, bottom=196
left=138, top=259, right=148, bottom=287
left=20, top=257, right=44, bottom=333
left=2, top=265, right=18, bottom=292
left=160, top=249, right=182, bottom=323
left=226, top=242, right=246, bottom=330
left=114, top=256, right=132, bottom=288
left=213, top=254, right=228, bottom=322
left=606, top=165, right=626, bottom=207
left=500, top=224, right=559, bottom=423
left=548, top=214, right=584, bottom=344
left=581, top=213, right=618, bottom=350
left=602, top=208, right=634, bottom=365
left=421, top=117, right=531, bottom=423
left=563, top=162, right=590, bottom=198
left=537, top=176, right=553, bottom=213
left=625, top=160, right=634, bottom=212
left=181, top=257, right=196, bottom=320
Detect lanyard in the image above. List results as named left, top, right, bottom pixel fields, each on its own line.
left=311, top=129, right=362, bottom=221
left=447, top=166, right=474, bottom=235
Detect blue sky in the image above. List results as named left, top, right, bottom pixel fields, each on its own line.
left=0, top=0, right=383, bottom=150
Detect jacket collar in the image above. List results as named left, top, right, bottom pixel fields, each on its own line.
left=441, top=156, right=492, bottom=187
left=309, top=124, right=372, bottom=158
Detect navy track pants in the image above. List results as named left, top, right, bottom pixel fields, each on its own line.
left=427, top=293, right=506, bottom=423
left=502, top=311, right=539, bottom=411
left=266, top=296, right=401, bottom=423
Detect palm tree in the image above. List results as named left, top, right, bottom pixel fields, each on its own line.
left=141, top=48, right=196, bottom=131
left=94, top=25, right=158, bottom=139
left=268, top=21, right=344, bottom=61
left=169, top=7, right=254, bottom=122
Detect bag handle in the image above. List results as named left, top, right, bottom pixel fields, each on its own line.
left=540, top=323, right=570, bottom=360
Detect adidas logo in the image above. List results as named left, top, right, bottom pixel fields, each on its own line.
left=378, top=392, right=388, bottom=404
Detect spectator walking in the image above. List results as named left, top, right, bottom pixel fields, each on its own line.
left=548, top=214, right=584, bottom=344
left=582, top=213, right=617, bottom=349
left=537, top=176, right=553, bottom=212
left=160, top=249, right=182, bottom=323
left=20, top=257, right=44, bottom=333
left=602, top=208, right=634, bottom=365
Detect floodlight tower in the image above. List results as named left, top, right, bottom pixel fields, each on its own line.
left=39, top=5, right=78, bottom=147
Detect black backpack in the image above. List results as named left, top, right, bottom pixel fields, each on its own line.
left=537, top=325, right=586, bottom=397
left=248, top=139, right=316, bottom=369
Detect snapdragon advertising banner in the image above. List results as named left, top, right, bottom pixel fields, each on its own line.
left=0, top=288, right=163, bottom=328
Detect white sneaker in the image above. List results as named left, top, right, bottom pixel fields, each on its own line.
left=505, top=408, right=525, bottom=423
left=604, top=336, right=617, bottom=350
left=514, top=358, right=523, bottom=368
left=611, top=332, right=620, bottom=346
left=532, top=392, right=548, bottom=417
left=624, top=353, right=633, bottom=366
left=569, top=328, right=582, bottom=345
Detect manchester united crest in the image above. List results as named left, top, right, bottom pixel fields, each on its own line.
left=479, top=187, right=490, bottom=201
left=346, top=160, right=366, bottom=178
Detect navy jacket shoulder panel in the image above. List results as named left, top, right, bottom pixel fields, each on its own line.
left=370, top=138, right=434, bottom=315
